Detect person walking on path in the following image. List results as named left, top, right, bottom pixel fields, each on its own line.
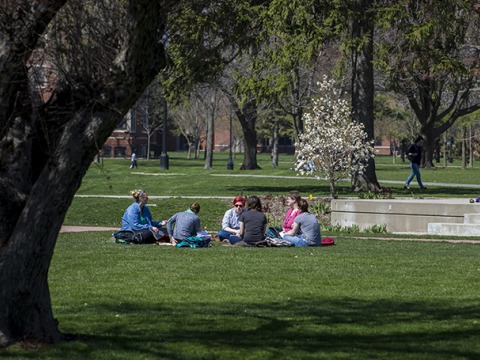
left=404, top=135, right=427, bottom=190
left=130, top=152, right=138, bottom=169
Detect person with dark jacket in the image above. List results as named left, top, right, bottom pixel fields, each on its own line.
left=236, top=196, right=267, bottom=246
left=404, top=135, right=427, bottom=190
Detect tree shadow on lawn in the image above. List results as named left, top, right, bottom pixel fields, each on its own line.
left=55, top=297, right=480, bottom=359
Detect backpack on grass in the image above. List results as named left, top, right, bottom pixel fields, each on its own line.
left=113, top=230, right=144, bottom=245
left=266, top=226, right=283, bottom=239
left=257, top=237, right=294, bottom=247
left=176, top=236, right=211, bottom=248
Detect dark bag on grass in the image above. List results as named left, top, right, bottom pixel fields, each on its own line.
left=176, top=236, right=211, bottom=248
left=113, top=230, right=144, bottom=244
left=266, top=226, right=282, bottom=239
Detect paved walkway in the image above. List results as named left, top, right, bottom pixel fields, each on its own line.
left=60, top=226, right=118, bottom=233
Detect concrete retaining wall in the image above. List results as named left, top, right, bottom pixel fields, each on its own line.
left=330, top=198, right=480, bottom=234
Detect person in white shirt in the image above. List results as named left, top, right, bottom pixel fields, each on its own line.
left=130, top=152, right=138, bottom=169
left=217, top=196, right=246, bottom=244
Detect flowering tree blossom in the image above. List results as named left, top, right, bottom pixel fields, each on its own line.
left=295, top=77, right=374, bottom=198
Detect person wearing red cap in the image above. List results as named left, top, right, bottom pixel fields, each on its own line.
left=218, top=195, right=246, bottom=244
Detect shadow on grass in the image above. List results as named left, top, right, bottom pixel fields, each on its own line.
left=50, top=297, right=480, bottom=359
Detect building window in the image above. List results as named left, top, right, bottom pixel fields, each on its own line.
left=116, top=108, right=136, bottom=132
left=131, top=107, right=136, bottom=132
left=116, top=117, right=127, bottom=130
left=114, top=147, right=126, bottom=158
left=102, top=146, right=112, bottom=157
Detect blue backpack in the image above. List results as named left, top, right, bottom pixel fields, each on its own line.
left=266, top=226, right=282, bottom=239
left=176, top=236, right=211, bottom=248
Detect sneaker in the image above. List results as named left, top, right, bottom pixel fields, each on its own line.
left=403, top=185, right=410, bottom=190
left=421, top=187, right=428, bottom=190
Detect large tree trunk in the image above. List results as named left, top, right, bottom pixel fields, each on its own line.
left=232, top=99, right=261, bottom=170
left=350, top=0, right=381, bottom=192
left=0, top=109, right=118, bottom=346
left=204, top=114, right=214, bottom=169
left=0, top=0, right=165, bottom=347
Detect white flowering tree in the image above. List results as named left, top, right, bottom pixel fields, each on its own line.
left=295, top=77, right=374, bottom=198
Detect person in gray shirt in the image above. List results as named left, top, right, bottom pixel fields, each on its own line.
left=167, top=202, right=201, bottom=245
left=282, top=199, right=321, bottom=246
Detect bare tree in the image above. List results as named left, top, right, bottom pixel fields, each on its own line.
left=139, top=82, right=167, bottom=160
left=171, top=94, right=206, bottom=159
left=203, top=87, right=221, bottom=169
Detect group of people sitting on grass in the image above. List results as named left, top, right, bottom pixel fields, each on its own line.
left=120, top=189, right=321, bottom=247
left=218, top=191, right=321, bottom=247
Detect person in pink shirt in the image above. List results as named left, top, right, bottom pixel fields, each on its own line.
left=282, top=190, right=302, bottom=233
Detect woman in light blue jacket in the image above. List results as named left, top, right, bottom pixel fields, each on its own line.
left=121, top=189, right=166, bottom=243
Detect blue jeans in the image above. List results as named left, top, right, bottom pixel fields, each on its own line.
left=405, top=162, right=425, bottom=189
left=218, top=229, right=242, bottom=244
left=282, top=234, right=309, bottom=247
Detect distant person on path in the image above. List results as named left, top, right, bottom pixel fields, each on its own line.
left=235, top=195, right=267, bottom=246
left=121, top=189, right=166, bottom=243
left=167, top=202, right=202, bottom=245
left=218, top=196, right=246, bottom=245
left=404, top=135, right=427, bottom=190
left=282, top=199, right=321, bottom=247
left=130, top=152, right=138, bottom=169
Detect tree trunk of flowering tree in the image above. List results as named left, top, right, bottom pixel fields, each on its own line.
left=329, top=177, right=337, bottom=199
left=350, top=0, right=381, bottom=192
left=0, top=0, right=166, bottom=347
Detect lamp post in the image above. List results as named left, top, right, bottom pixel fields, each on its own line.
left=160, top=97, right=169, bottom=170
left=448, top=135, right=454, bottom=163
left=227, top=104, right=234, bottom=170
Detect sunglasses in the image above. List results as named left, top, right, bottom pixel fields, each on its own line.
left=235, top=204, right=244, bottom=208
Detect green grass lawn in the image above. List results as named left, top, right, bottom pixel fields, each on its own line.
left=4, top=234, right=480, bottom=359
left=66, top=152, right=480, bottom=230
left=3, top=152, right=480, bottom=359
left=77, top=153, right=480, bottom=198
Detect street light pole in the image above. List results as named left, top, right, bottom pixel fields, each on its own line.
left=227, top=104, right=234, bottom=170
left=160, top=97, right=169, bottom=170
left=448, top=135, right=454, bottom=163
